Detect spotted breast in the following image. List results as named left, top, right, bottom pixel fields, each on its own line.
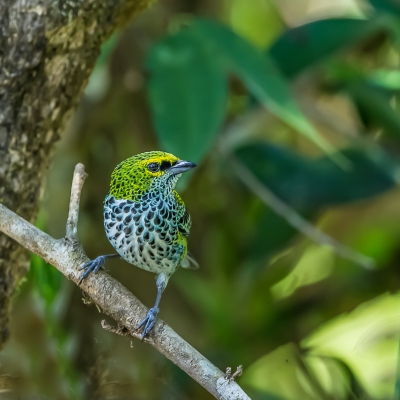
left=103, top=191, right=188, bottom=276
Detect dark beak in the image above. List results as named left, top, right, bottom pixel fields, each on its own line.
left=170, top=160, right=197, bottom=175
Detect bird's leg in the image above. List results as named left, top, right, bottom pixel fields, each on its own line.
left=79, top=254, right=120, bottom=284
left=137, top=273, right=169, bottom=339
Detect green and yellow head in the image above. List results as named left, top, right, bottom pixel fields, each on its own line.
left=109, top=151, right=196, bottom=200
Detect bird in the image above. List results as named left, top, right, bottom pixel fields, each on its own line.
left=79, top=151, right=197, bottom=338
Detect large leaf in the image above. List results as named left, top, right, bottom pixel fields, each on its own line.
left=147, top=19, right=341, bottom=165
left=269, top=18, right=388, bottom=78
left=303, top=292, right=400, bottom=398
left=189, top=19, right=340, bottom=160
left=146, top=30, right=227, bottom=163
left=235, top=142, right=398, bottom=213
left=241, top=343, right=350, bottom=400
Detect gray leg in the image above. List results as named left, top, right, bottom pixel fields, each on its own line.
left=137, top=273, right=169, bottom=339
left=79, top=254, right=120, bottom=284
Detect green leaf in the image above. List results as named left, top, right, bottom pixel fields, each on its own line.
left=147, top=19, right=342, bottom=166
left=146, top=30, right=227, bottom=164
left=235, top=142, right=398, bottom=213
left=241, top=343, right=350, bottom=400
left=30, top=254, right=63, bottom=307
left=269, top=18, right=387, bottom=78
left=303, top=292, right=400, bottom=398
left=189, top=19, right=341, bottom=162
left=345, top=80, right=400, bottom=137
left=368, top=0, right=400, bottom=15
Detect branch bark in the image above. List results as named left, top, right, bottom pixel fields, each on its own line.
left=0, top=164, right=251, bottom=400
left=0, top=0, right=153, bottom=348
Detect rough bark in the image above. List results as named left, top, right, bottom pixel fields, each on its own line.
left=0, top=0, right=153, bottom=348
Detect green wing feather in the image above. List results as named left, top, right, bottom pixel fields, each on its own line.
left=174, top=191, right=199, bottom=269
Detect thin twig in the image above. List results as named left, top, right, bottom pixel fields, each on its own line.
left=66, top=163, right=88, bottom=242
left=232, top=157, right=376, bottom=269
left=0, top=164, right=250, bottom=400
left=225, top=366, right=243, bottom=382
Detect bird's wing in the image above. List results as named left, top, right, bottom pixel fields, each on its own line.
left=174, top=191, right=191, bottom=236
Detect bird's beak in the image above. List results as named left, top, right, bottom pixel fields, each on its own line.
left=169, top=160, right=197, bottom=175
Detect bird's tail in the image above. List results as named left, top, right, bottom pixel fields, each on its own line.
left=180, top=251, right=199, bottom=270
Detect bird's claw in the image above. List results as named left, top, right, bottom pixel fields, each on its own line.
left=137, top=307, right=159, bottom=339
left=79, top=256, right=106, bottom=284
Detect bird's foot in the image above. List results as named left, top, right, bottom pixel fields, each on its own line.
left=137, top=307, right=159, bottom=339
left=79, top=256, right=107, bottom=284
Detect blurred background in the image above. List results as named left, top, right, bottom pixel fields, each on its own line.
left=2, top=0, right=400, bottom=398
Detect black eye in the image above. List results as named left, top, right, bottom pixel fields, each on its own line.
left=147, top=162, right=160, bottom=172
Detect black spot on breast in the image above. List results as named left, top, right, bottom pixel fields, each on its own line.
left=158, top=202, right=163, bottom=210
left=104, top=212, right=110, bottom=219
left=114, top=232, right=121, bottom=239
left=137, top=226, right=144, bottom=234
left=124, top=215, right=132, bottom=224
left=139, top=244, right=144, bottom=252
left=108, top=197, right=115, bottom=204
left=115, top=208, right=122, bottom=214
left=147, top=211, right=154, bottom=219
left=142, top=194, right=149, bottom=201
left=149, top=226, right=154, bottom=232
left=154, top=216, right=161, bottom=225
left=119, top=202, right=126, bottom=209
left=124, top=227, right=132, bottom=235
left=108, top=222, right=115, bottom=228
left=143, top=231, right=149, bottom=240
left=127, top=200, right=134, bottom=204
left=116, top=215, right=123, bottom=221
left=116, top=224, right=122, bottom=231
left=133, top=215, right=140, bottom=223
left=134, top=203, right=141, bottom=209
left=124, top=206, right=131, bottom=213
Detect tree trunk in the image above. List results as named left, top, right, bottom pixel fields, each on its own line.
left=0, top=0, right=153, bottom=348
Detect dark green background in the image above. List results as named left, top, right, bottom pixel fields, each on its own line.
left=2, top=0, right=400, bottom=399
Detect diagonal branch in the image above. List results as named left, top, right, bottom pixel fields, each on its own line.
left=0, top=164, right=251, bottom=400
left=232, top=157, right=375, bottom=270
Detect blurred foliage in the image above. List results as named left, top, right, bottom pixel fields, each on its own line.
left=3, top=0, right=400, bottom=399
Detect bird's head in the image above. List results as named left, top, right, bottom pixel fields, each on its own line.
left=109, top=151, right=196, bottom=200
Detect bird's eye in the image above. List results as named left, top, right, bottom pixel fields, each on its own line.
left=147, top=162, right=160, bottom=172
